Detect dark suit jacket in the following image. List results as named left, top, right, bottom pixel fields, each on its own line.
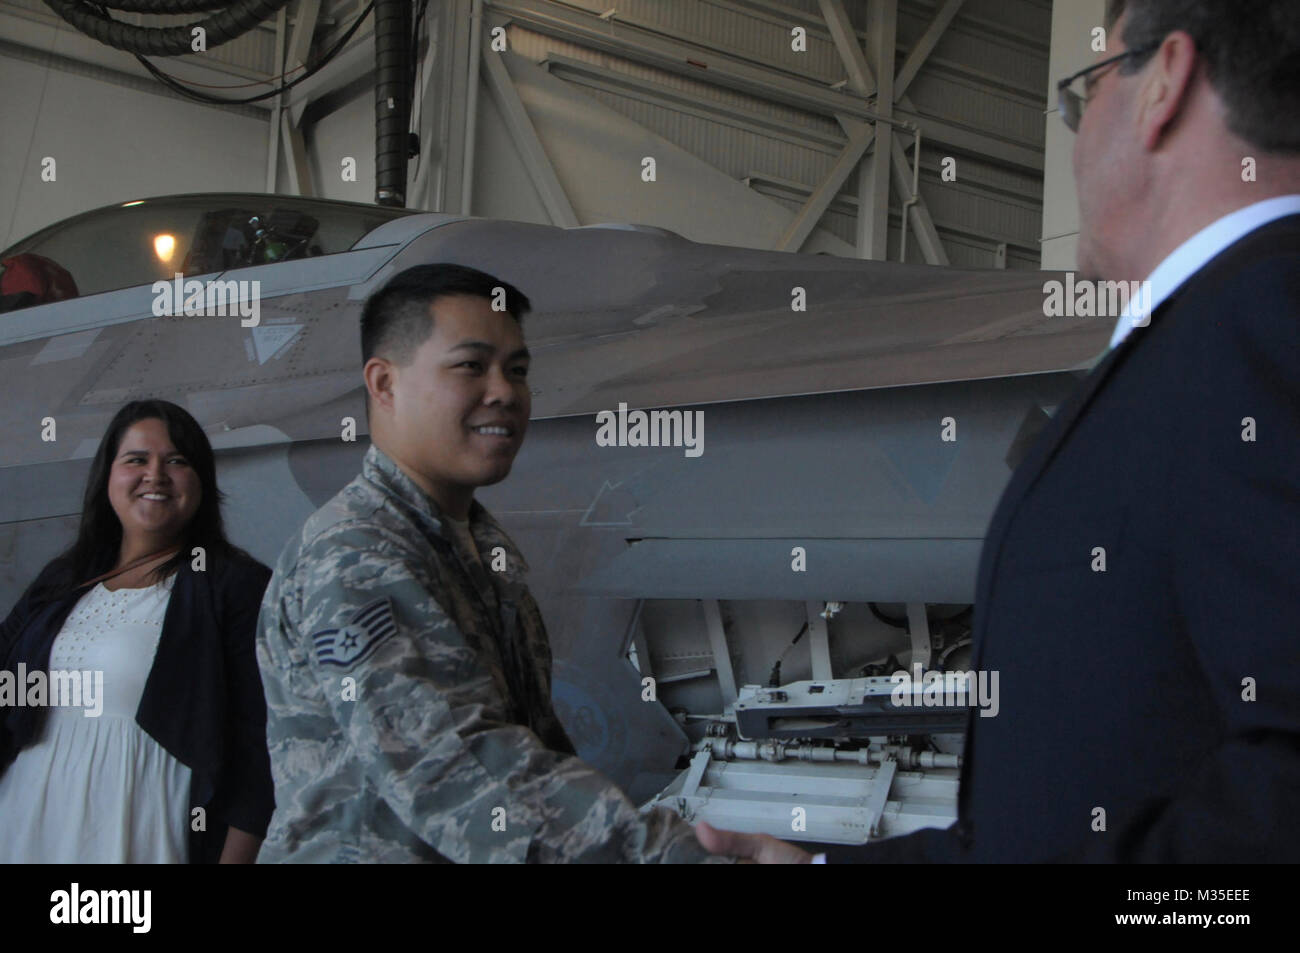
left=0, top=551, right=275, bottom=863
left=828, top=213, right=1300, bottom=863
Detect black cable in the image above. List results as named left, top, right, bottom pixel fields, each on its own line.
left=44, top=0, right=293, bottom=56
left=96, top=1, right=234, bottom=11
left=767, top=621, right=809, bottom=687
left=868, top=602, right=910, bottom=629
left=132, top=1, right=375, bottom=106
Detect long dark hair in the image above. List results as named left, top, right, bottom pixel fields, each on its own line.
left=31, top=400, right=247, bottom=604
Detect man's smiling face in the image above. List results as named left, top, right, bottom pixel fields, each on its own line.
left=381, top=293, right=531, bottom=515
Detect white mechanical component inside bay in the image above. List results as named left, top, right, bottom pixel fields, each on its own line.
left=638, top=600, right=972, bottom=847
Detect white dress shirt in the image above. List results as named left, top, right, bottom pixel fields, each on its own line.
left=1108, top=194, right=1300, bottom=350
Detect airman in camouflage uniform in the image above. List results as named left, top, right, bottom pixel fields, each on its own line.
left=256, top=264, right=721, bottom=863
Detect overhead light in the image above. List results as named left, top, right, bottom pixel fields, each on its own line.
left=154, top=234, right=176, bottom=262
left=122, top=200, right=144, bottom=207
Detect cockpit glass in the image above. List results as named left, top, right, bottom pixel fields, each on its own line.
left=0, top=194, right=415, bottom=310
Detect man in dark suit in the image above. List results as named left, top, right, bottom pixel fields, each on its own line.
left=695, top=0, right=1300, bottom=863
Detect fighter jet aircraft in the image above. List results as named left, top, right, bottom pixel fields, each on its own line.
left=0, top=193, right=1112, bottom=845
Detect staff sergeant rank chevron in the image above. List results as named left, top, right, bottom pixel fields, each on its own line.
left=312, top=598, right=399, bottom=668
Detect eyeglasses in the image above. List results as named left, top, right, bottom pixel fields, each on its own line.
left=1056, top=42, right=1159, bottom=132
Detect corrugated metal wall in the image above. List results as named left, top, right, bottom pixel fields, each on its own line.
left=502, top=0, right=1050, bottom=268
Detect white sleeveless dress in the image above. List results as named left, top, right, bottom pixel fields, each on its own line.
left=0, top=577, right=193, bottom=863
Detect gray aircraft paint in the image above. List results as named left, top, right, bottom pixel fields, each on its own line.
left=0, top=200, right=1110, bottom=800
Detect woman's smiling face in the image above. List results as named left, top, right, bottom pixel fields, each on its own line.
left=106, top=417, right=202, bottom=547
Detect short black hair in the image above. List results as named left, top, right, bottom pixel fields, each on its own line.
left=360, top=263, right=531, bottom=367
left=1106, top=0, right=1300, bottom=152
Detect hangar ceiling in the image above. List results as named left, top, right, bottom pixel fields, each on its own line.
left=1, top=0, right=1052, bottom=267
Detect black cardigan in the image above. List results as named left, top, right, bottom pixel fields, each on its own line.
left=0, top=551, right=275, bottom=863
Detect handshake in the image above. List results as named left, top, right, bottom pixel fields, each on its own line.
left=693, top=822, right=815, bottom=864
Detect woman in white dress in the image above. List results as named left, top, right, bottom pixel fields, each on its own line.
left=0, top=400, right=274, bottom=863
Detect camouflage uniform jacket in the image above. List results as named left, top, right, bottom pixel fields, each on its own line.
left=256, top=444, right=714, bottom=863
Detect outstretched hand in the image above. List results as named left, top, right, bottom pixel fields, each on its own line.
left=694, top=821, right=814, bottom=864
